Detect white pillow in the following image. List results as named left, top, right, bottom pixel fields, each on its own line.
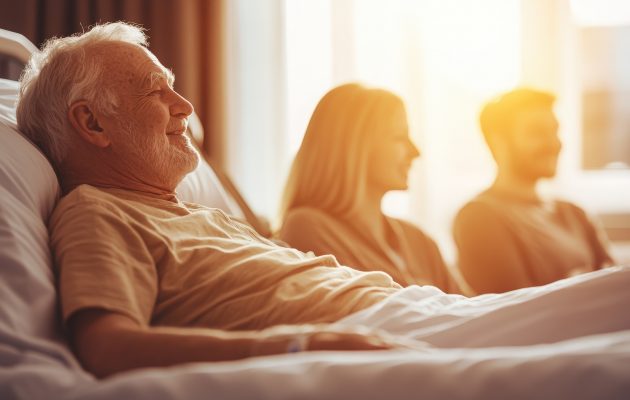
left=0, top=78, right=62, bottom=342
left=176, top=157, right=245, bottom=219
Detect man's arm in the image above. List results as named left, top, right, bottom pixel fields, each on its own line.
left=578, top=207, right=615, bottom=268
left=453, top=203, right=534, bottom=294
left=69, top=309, right=398, bottom=378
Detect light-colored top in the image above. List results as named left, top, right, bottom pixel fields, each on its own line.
left=49, top=185, right=400, bottom=330
left=279, top=207, right=461, bottom=292
left=453, top=188, right=614, bottom=294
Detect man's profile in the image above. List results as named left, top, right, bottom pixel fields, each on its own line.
left=453, top=88, right=613, bottom=294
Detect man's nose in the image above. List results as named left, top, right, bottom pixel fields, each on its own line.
left=171, top=90, right=194, bottom=118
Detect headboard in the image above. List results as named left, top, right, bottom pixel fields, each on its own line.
left=0, top=28, right=38, bottom=80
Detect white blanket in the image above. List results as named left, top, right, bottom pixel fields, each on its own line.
left=2, top=268, right=629, bottom=400
left=336, top=265, right=630, bottom=348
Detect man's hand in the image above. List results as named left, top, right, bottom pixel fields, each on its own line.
left=251, top=325, right=427, bottom=356
left=307, top=330, right=395, bottom=351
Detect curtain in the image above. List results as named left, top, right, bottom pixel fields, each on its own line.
left=0, top=0, right=226, bottom=164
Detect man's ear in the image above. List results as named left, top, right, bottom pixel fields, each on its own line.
left=68, top=101, right=111, bottom=148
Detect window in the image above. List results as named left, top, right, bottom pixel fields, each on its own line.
left=226, top=0, right=630, bottom=262
left=580, top=25, right=630, bottom=170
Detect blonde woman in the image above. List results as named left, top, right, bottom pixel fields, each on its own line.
left=278, top=83, right=461, bottom=293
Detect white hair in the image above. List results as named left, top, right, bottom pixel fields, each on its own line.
left=16, top=22, right=148, bottom=168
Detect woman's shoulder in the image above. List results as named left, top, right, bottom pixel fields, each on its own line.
left=283, top=206, right=340, bottom=226
left=387, top=217, right=437, bottom=245
left=279, top=206, right=353, bottom=255
left=280, top=206, right=347, bottom=241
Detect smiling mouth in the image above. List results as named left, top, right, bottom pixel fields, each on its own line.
left=167, top=127, right=186, bottom=136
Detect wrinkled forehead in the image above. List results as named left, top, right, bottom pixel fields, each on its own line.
left=95, top=42, right=173, bottom=90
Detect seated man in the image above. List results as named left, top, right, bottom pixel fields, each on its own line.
left=453, top=88, right=614, bottom=294
left=17, top=22, right=630, bottom=378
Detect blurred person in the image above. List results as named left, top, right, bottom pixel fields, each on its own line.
left=453, top=88, right=614, bottom=294
left=279, top=84, right=461, bottom=293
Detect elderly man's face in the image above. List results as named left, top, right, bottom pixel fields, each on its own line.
left=97, top=42, right=198, bottom=190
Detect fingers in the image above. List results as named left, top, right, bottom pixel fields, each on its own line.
left=251, top=324, right=429, bottom=356
left=306, top=331, right=397, bottom=352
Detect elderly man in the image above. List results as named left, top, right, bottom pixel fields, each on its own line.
left=453, top=89, right=614, bottom=294
left=17, top=22, right=630, bottom=378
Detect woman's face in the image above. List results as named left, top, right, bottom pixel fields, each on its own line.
left=366, top=105, right=420, bottom=194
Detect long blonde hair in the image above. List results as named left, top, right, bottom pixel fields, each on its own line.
left=280, top=83, right=405, bottom=222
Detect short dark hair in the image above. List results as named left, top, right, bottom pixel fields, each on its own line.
left=479, top=88, right=555, bottom=148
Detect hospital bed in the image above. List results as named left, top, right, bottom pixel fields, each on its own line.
left=1, top=28, right=629, bottom=400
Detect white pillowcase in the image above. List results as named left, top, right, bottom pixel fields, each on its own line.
left=176, top=157, right=245, bottom=218
left=0, top=78, right=61, bottom=342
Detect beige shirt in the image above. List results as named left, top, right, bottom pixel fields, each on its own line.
left=49, top=185, right=400, bottom=330
left=453, top=189, right=613, bottom=294
left=279, top=207, right=461, bottom=293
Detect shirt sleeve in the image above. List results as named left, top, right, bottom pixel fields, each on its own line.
left=49, top=199, right=158, bottom=326
left=453, top=202, right=535, bottom=294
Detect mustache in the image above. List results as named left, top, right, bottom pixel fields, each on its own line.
left=166, top=119, right=189, bottom=135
